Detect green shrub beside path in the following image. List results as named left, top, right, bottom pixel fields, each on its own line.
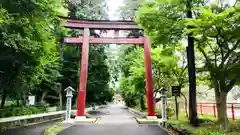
left=0, top=106, right=47, bottom=118
left=43, top=122, right=66, bottom=135
left=168, top=115, right=240, bottom=135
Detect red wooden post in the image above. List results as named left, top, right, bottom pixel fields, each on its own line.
left=143, top=36, right=155, bottom=116
left=64, top=37, right=145, bottom=44
left=200, top=104, right=203, bottom=115
left=76, top=28, right=90, bottom=117
left=213, top=104, right=216, bottom=117
left=232, top=104, right=235, bottom=120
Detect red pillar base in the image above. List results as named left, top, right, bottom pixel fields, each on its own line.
left=76, top=90, right=86, bottom=116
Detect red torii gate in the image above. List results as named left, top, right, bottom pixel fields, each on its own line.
left=63, top=19, right=155, bottom=117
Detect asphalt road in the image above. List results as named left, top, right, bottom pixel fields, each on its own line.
left=58, top=104, right=168, bottom=135
left=0, top=104, right=169, bottom=135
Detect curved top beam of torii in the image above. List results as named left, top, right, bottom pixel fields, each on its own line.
left=61, top=16, right=142, bottom=30
left=60, top=16, right=144, bottom=44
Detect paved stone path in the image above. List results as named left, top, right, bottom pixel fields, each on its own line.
left=58, top=104, right=168, bottom=135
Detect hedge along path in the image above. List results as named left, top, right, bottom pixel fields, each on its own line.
left=0, top=105, right=104, bottom=131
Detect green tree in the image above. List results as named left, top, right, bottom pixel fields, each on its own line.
left=0, top=0, right=65, bottom=107
left=106, top=46, right=121, bottom=91
left=65, top=0, right=114, bottom=106
left=119, top=44, right=188, bottom=111
left=120, top=77, right=138, bottom=107
left=136, top=0, right=204, bottom=126
left=137, top=0, right=240, bottom=129
left=185, top=3, right=240, bottom=129
left=119, top=46, right=141, bottom=108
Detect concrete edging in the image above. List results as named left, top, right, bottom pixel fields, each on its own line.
left=127, top=107, right=173, bottom=135
left=42, top=105, right=106, bottom=135
left=0, top=105, right=106, bottom=131
left=0, top=105, right=105, bottom=123
left=127, top=107, right=147, bottom=117
left=158, top=124, right=174, bottom=135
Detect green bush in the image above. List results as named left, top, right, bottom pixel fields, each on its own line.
left=193, top=128, right=225, bottom=135
left=43, top=122, right=65, bottom=135
left=168, top=115, right=240, bottom=135
left=155, top=107, right=175, bottom=118
left=34, top=102, right=49, bottom=108
left=0, top=106, right=47, bottom=118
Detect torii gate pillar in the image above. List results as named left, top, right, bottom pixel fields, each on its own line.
left=76, top=28, right=89, bottom=117
left=144, top=36, right=155, bottom=116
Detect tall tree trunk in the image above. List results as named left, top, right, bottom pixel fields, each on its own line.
left=17, top=99, right=20, bottom=106
left=181, top=93, right=188, bottom=118
left=0, top=90, right=7, bottom=108
left=140, top=94, right=145, bottom=110
left=213, top=77, right=220, bottom=117
left=186, top=0, right=198, bottom=126
left=41, top=92, right=48, bottom=103
left=216, top=91, right=228, bottom=130
left=212, top=75, right=229, bottom=130
left=36, top=94, right=40, bottom=103
left=22, top=94, right=27, bottom=106
left=59, top=92, right=63, bottom=110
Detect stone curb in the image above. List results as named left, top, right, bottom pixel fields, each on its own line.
left=127, top=107, right=147, bottom=118
left=42, top=105, right=105, bottom=135
left=158, top=124, right=174, bottom=135
left=127, top=107, right=173, bottom=135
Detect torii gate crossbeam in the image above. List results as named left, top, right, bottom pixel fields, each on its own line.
left=63, top=19, right=155, bottom=118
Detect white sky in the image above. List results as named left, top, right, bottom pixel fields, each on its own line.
left=106, top=0, right=236, bottom=20
left=107, top=0, right=123, bottom=20
left=102, top=0, right=125, bottom=38
left=208, top=0, right=236, bottom=6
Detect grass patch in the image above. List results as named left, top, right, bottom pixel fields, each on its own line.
left=168, top=114, right=240, bottom=135
left=43, top=122, right=65, bottom=135
left=133, top=104, right=147, bottom=112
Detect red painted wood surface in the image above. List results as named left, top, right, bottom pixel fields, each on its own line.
left=143, top=36, right=155, bottom=116
left=65, top=19, right=140, bottom=30
left=232, top=104, right=235, bottom=120
left=200, top=104, right=203, bottom=115
left=64, top=37, right=145, bottom=44
left=213, top=104, right=216, bottom=117
left=64, top=18, right=156, bottom=117
left=76, top=28, right=90, bottom=116
left=197, top=103, right=240, bottom=120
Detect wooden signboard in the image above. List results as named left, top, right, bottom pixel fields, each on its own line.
left=172, top=86, right=181, bottom=97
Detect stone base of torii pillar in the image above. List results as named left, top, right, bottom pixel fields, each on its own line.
left=135, top=116, right=162, bottom=124
left=62, top=119, right=75, bottom=124
left=74, top=116, right=98, bottom=124
left=61, top=116, right=98, bottom=124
